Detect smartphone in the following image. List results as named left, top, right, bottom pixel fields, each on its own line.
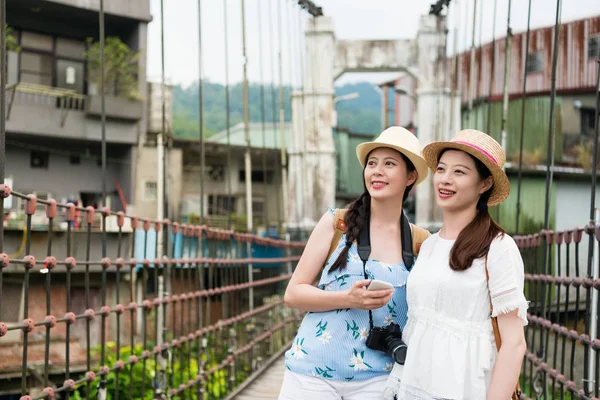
left=366, top=279, right=394, bottom=291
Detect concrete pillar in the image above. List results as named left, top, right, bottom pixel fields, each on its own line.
left=414, top=14, right=463, bottom=230
left=414, top=89, right=461, bottom=230
left=288, top=92, right=305, bottom=228
left=287, top=16, right=336, bottom=231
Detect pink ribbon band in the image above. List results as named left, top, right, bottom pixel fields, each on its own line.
left=453, top=141, right=499, bottom=165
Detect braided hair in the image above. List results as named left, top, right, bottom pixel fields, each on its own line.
left=328, top=151, right=416, bottom=273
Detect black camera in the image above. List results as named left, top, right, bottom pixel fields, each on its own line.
left=365, top=322, right=408, bottom=365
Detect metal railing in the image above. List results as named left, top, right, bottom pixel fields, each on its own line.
left=6, top=83, right=86, bottom=127
left=516, top=222, right=600, bottom=399
left=0, top=186, right=304, bottom=399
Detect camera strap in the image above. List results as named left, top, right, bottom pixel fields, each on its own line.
left=357, top=219, right=375, bottom=331
left=357, top=210, right=415, bottom=330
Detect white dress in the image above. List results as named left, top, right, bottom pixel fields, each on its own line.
left=383, top=232, right=529, bottom=400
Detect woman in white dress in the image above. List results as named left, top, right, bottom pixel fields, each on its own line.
left=384, top=129, right=528, bottom=400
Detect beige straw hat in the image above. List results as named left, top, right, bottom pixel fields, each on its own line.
left=422, top=129, right=510, bottom=206
left=356, top=126, right=429, bottom=185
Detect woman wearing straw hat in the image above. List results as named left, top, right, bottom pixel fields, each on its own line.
left=279, top=127, right=430, bottom=400
left=383, top=129, right=528, bottom=400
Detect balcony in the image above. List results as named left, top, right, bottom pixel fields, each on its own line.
left=86, top=94, right=144, bottom=121
left=6, top=82, right=139, bottom=145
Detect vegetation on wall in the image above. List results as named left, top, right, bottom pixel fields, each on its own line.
left=7, top=26, right=20, bottom=52
left=85, top=36, right=140, bottom=100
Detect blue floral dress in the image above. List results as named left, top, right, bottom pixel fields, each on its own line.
left=284, top=208, right=411, bottom=382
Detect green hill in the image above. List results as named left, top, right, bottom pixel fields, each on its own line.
left=172, top=81, right=382, bottom=139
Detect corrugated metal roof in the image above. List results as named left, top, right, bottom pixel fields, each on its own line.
left=208, top=122, right=292, bottom=150
left=456, top=15, right=600, bottom=104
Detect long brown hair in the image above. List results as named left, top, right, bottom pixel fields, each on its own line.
left=444, top=150, right=505, bottom=271
left=329, top=151, right=416, bottom=273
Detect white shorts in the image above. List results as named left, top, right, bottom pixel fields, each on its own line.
left=278, top=370, right=389, bottom=400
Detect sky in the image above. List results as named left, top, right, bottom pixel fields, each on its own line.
left=146, top=0, right=600, bottom=88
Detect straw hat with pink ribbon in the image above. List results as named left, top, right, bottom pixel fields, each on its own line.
left=422, top=129, right=510, bottom=206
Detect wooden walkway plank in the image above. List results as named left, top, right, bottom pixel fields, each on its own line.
left=232, top=356, right=286, bottom=399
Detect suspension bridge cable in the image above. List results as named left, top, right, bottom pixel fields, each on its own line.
left=588, top=46, right=600, bottom=400
left=268, top=0, right=282, bottom=227
left=449, top=0, right=461, bottom=134
left=496, top=0, right=513, bottom=225
left=258, top=0, right=268, bottom=229
left=515, top=0, right=533, bottom=235
left=288, top=0, right=295, bottom=92
left=241, top=0, right=255, bottom=311
left=540, top=2, right=562, bottom=395
left=278, top=0, right=289, bottom=234
left=286, top=0, right=300, bottom=233
left=196, top=6, right=208, bottom=395
left=224, top=0, right=233, bottom=229
left=98, top=0, right=109, bottom=393
left=197, top=0, right=205, bottom=227
left=466, top=0, right=477, bottom=126
left=486, top=0, right=498, bottom=134
left=499, top=0, right=512, bottom=155
left=0, top=0, right=6, bottom=255
left=475, top=0, right=483, bottom=130
left=100, top=0, right=107, bottom=212
left=297, top=4, right=309, bottom=237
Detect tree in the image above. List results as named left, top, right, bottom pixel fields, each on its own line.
left=85, top=36, right=140, bottom=100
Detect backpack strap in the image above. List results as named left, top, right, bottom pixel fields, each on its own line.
left=326, top=208, right=348, bottom=262
left=410, top=223, right=431, bottom=257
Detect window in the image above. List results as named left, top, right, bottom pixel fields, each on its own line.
left=526, top=51, right=543, bottom=74
left=20, top=52, right=53, bottom=86
left=30, top=151, right=49, bottom=169
left=56, top=60, right=84, bottom=93
left=581, top=108, right=597, bottom=137
left=238, top=170, right=274, bottom=184
left=21, top=31, right=53, bottom=52
left=253, top=199, right=265, bottom=219
left=56, top=37, right=86, bottom=60
left=144, top=181, right=157, bottom=200
left=208, top=195, right=235, bottom=216
left=589, top=35, right=600, bottom=60
left=69, top=155, right=81, bottom=165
